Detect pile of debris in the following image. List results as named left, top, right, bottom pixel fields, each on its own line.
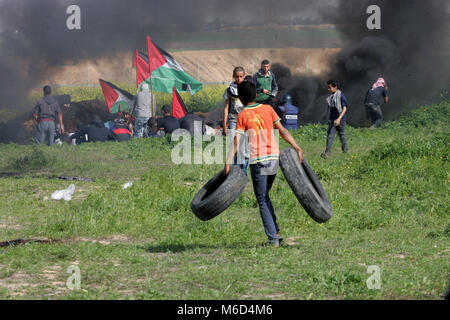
left=0, top=95, right=224, bottom=144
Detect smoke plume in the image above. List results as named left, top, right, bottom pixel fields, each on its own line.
left=0, top=0, right=448, bottom=128
left=275, top=0, right=449, bottom=125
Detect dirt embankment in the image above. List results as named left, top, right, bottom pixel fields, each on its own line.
left=39, top=48, right=339, bottom=86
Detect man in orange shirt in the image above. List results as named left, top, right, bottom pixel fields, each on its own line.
left=225, top=81, right=304, bottom=247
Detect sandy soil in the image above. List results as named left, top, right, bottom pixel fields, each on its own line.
left=39, top=48, right=339, bottom=87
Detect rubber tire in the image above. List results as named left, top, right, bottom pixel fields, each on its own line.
left=279, top=148, right=332, bottom=223
left=191, top=166, right=248, bottom=221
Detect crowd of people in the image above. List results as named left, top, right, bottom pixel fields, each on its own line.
left=32, top=59, right=389, bottom=157
left=31, top=59, right=390, bottom=247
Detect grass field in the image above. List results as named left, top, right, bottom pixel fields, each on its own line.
left=0, top=100, right=448, bottom=299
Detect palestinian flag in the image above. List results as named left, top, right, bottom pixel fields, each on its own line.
left=172, top=86, right=187, bottom=119
left=99, top=79, right=134, bottom=114
left=147, top=36, right=203, bottom=94
left=135, top=50, right=151, bottom=90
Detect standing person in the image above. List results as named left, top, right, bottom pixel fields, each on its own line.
left=156, top=105, right=180, bottom=135
left=131, top=83, right=154, bottom=138
left=223, top=66, right=246, bottom=136
left=279, top=94, right=299, bottom=130
left=364, top=77, right=389, bottom=128
left=321, top=80, right=349, bottom=159
left=253, top=59, right=278, bottom=106
left=223, top=67, right=250, bottom=174
left=33, top=85, right=64, bottom=146
left=224, top=81, right=304, bottom=247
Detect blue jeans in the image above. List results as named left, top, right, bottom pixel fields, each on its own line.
left=250, top=160, right=280, bottom=240
left=228, top=119, right=250, bottom=175
left=134, top=117, right=149, bottom=138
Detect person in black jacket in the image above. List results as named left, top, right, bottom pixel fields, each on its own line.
left=364, top=77, right=389, bottom=128
left=156, top=105, right=180, bottom=135
left=70, top=115, right=110, bottom=144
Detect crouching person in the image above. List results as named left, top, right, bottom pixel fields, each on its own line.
left=225, top=81, right=304, bottom=247
left=70, top=115, right=110, bottom=144
left=111, top=118, right=132, bottom=142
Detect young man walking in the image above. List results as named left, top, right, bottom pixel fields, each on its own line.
left=225, top=81, right=303, bottom=247
left=321, top=80, right=349, bottom=158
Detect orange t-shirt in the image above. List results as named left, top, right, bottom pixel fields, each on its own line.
left=236, top=103, right=281, bottom=164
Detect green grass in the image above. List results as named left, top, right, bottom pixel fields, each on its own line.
left=0, top=100, right=448, bottom=299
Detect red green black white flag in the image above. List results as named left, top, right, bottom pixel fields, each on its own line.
left=145, top=36, right=203, bottom=94
left=99, top=79, right=134, bottom=114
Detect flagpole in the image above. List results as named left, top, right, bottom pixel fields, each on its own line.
left=147, top=36, right=155, bottom=120
left=150, top=74, right=155, bottom=119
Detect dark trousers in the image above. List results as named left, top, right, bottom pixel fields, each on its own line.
left=365, top=103, right=383, bottom=127
left=257, top=96, right=274, bottom=106
left=325, top=120, right=348, bottom=155
left=250, top=161, right=279, bottom=240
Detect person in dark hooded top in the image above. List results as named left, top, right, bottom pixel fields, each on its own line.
left=70, top=115, right=111, bottom=143
left=33, top=85, right=64, bottom=145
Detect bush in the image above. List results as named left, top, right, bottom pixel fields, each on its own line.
left=28, top=84, right=227, bottom=114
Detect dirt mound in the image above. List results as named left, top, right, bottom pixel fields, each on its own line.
left=0, top=98, right=115, bottom=144
left=1, top=97, right=225, bottom=144
left=63, top=99, right=115, bottom=133
left=195, top=107, right=224, bottom=127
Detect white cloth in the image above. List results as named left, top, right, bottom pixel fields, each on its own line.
left=326, top=89, right=342, bottom=114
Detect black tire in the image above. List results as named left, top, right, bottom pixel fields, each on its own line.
left=191, top=166, right=248, bottom=221
left=279, top=148, right=332, bottom=223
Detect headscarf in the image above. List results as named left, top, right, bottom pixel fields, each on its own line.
left=372, top=77, right=386, bottom=90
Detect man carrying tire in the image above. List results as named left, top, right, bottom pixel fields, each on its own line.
left=225, top=81, right=304, bottom=247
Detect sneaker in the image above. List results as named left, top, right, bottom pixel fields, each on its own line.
left=320, top=152, right=330, bottom=159
left=262, top=239, right=280, bottom=248
left=276, top=233, right=284, bottom=243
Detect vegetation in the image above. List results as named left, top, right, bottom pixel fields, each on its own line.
left=27, top=84, right=228, bottom=114
left=0, top=100, right=448, bottom=299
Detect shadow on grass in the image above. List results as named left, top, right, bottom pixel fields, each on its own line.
left=138, top=242, right=302, bottom=253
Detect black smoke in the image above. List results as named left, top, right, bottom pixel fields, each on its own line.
left=0, top=0, right=329, bottom=112
left=276, top=0, right=450, bottom=125
left=0, top=0, right=448, bottom=127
